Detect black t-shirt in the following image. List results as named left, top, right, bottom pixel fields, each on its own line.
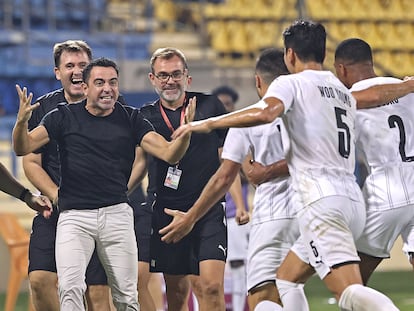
left=28, top=88, right=127, bottom=186
left=40, top=100, right=153, bottom=211
left=29, top=88, right=67, bottom=185
left=139, top=91, right=228, bottom=209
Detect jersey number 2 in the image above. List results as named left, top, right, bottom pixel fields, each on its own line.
left=335, top=107, right=351, bottom=158
left=388, top=114, right=414, bottom=162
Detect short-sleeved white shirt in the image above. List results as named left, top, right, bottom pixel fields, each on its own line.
left=263, top=70, right=360, bottom=206
left=352, top=77, right=414, bottom=210
left=222, top=118, right=296, bottom=225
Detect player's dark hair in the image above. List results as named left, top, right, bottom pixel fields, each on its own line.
left=82, top=57, right=119, bottom=84
left=335, top=38, right=373, bottom=64
left=283, top=20, right=326, bottom=63
left=256, top=48, right=289, bottom=84
left=211, top=85, right=239, bottom=103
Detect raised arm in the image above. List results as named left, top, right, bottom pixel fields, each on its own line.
left=140, top=130, right=191, bottom=165
left=13, top=85, right=50, bottom=155
left=354, top=78, right=414, bottom=109
left=159, top=159, right=242, bottom=243
left=140, top=97, right=196, bottom=164
left=172, top=97, right=284, bottom=139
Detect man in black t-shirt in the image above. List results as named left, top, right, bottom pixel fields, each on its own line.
left=137, top=47, right=228, bottom=311
left=23, top=40, right=112, bottom=311
left=13, top=57, right=194, bottom=311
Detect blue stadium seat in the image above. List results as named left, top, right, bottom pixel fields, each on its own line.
left=122, top=34, right=151, bottom=60
left=122, top=92, right=158, bottom=108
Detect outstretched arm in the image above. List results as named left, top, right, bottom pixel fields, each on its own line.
left=13, top=85, right=50, bottom=155
left=160, top=159, right=241, bottom=243
left=140, top=130, right=191, bottom=164
left=0, top=162, right=52, bottom=217
left=354, top=78, right=414, bottom=109
left=140, top=97, right=196, bottom=164
left=172, top=97, right=284, bottom=139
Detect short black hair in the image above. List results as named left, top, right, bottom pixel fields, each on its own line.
left=211, top=85, right=239, bottom=103
left=256, top=48, right=289, bottom=84
left=335, top=38, right=373, bottom=64
left=283, top=20, right=326, bottom=63
left=82, top=57, right=119, bottom=84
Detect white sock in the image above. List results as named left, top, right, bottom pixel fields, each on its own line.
left=254, top=300, right=283, bottom=311
left=338, top=284, right=399, bottom=311
left=276, top=278, right=309, bottom=311
left=231, top=265, right=247, bottom=311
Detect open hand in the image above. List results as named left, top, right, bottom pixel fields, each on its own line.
left=185, top=96, right=196, bottom=123
left=15, top=84, right=39, bottom=123
left=159, top=208, right=195, bottom=243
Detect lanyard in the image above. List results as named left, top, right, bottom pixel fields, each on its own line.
left=159, top=98, right=187, bottom=134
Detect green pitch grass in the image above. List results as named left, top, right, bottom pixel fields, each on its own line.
left=305, top=270, right=414, bottom=311
left=1, top=270, right=413, bottom=310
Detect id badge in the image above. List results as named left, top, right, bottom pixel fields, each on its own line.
left=164, top=166, right=182, bottom=190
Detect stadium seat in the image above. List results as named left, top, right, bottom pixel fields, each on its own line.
left=207, top=20, right=232, bottom=55
left=0, top=213, right=34, bottom=311
left=255, top=21, right=283, bottom=51
left=227, top=20, right=253, bottom=57
left=305, top=0, right=335, bottom=20
left=374, top=50, right=396, bottom=76
left=371, top=22, right=397, bottom=50
left=380, top=0, right=404, bottom=21
left=269, top=0, right=297, bottom=19
left=153, top=0, right=177, bottom=31
left=400, top=0, right=414, bottom=19
left=393, top=22, right=414, bottom=49
left=391, top=51, right=414, bottom=78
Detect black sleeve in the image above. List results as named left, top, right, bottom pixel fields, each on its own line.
left=131, top=109, right=155, bottom=146
left=40, top=107, right=65, bottom=142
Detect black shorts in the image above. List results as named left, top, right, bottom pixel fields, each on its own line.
left=150, top=201, right=227, bottom=275
left=29, top=210, right=108, bottom=285
left=134, top=202, right=153, bottom=263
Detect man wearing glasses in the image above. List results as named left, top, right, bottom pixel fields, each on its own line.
left=134, top=47, right=230, bottom=310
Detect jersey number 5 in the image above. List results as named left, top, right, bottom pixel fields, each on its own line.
left=388, top=114, right=414, bottom=162
left=335, top=107, right=351, bottom=158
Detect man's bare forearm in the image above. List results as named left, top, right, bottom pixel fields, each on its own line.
left=354, top=79, right=414, bottom=109
left=12, top=119, right=31, bottom=156
left=23, top=155, right=58, bottom=201
left=187, top=160, right=240, bottom=223
left=166, top=133, right=191, bottom=164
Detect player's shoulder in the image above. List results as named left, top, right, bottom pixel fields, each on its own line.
left=139, top=100, right=158, bottom=115
left=33, top=88, right=66, bottom=114
left=35, top=88, right=66, bottom=105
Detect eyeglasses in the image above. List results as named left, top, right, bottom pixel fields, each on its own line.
left=154, top=70, right=187, bottom=82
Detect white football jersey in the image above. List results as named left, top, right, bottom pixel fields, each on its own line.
left=264, top=70, right=361, bottom=206
left=222, top=118, right=296, bottom=225
left=351, top=77, right=414, bottom=210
